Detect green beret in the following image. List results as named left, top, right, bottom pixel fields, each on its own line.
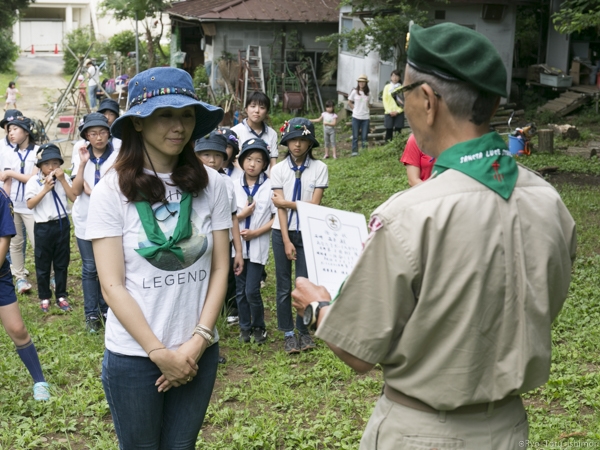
left=407, top=23, right=507, bottom=98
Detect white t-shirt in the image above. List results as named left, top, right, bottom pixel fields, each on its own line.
left=234, top=173, right=275, bottom=264
left=348, top=89, right=371, bottom=120
left=25, top=174, right=72, bottom=223
left=231, top=119, right=279, bottom=160
left=86, top=167, right=232, bottom=357
left=71, top=144, right=119, bottom=239
left=270, top=156, right=329, bottom=231
left=0, top=137, right=15, bottom=189
left=87, top=66, right=99, bottom=87
left=321, top=111, right=338, bottom=128
left=6, top=144, right=39, bottom=214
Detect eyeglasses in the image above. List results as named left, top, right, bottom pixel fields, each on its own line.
left=153, top=200, right=178, bottom=222
left=392, top=81, right=442, bottom=106
left=87, top=130, right=109, bottom=139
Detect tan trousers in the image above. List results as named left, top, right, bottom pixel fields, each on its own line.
left=360, top=394, right=528, bottom=450
left=10, top=212, right=35, bottom=280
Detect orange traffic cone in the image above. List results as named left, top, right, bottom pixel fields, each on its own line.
left=31, top=45, right=35, bottom=55
left=54, top=44, right=58, bottom=54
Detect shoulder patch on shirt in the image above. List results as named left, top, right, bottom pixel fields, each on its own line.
left=369, top=215, right=384, bottom=232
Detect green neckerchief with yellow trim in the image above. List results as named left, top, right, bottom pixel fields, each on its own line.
left=433, top=132, right=518, bottom=200
left=134, top=192, right=192, bottom=262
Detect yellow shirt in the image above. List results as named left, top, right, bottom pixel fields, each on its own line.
left=382, top=83, right=403, bottom=115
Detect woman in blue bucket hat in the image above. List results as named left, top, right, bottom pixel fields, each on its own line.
left=86, top=67, right=231, bottom=449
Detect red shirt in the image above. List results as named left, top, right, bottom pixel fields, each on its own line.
left=400, top=134, right=435, bottom=181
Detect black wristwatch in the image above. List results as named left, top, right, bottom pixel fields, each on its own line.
left=303, top=301, right=330, bottom=329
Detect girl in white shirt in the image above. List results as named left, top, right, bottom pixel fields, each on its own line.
left=348, top=74, right=372, bottom=156
left=271, top=118, right=328, bottom=354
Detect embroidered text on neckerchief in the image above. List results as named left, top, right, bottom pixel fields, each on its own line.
left=134, top=192, right=193, bottom=262
left=433, top=132, right=518, bottom=200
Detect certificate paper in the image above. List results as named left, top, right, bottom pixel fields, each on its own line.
left=297, top=202, right=368, bottom=297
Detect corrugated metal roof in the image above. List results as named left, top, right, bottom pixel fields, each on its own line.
left=168, top=0, right=341, bottom=23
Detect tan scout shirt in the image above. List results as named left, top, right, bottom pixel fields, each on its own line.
left=316, top=165, right=576, bottom=411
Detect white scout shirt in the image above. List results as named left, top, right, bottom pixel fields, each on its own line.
left=86, top=167, right=232, bottom=357
left=231, top=119, right=279, bottom=160
left=24, top=174, right=72, bottom=223
left=234, top=173, right=275, bottom=265
left=0, top=137, right=15, bottom=189
left=6, top=144, right=39, bottom=214
left=270, top=156, right=328, bottom=232
left=71, top=144, right=119, bottom=240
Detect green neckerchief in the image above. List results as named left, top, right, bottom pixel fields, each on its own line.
left=433, top=132, right=518, bottom=200
left=134, top=192, right=193, bottom=262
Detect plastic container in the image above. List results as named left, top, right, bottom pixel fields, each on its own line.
left=509, top=135, right=526, bottom=156
left=539, top=74, right=572, bottom=88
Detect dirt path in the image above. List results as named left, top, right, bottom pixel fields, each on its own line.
left=11, top=54, right=75, bottom=162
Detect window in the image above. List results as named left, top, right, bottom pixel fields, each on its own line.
left=341, top=17, right=353, bottom=53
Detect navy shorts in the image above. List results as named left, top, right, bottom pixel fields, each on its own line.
left=0, top=259, right=17, bottom=306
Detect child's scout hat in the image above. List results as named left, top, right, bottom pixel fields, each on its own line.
left=98, top=98, right=120, bottom=117
left=219, top=127, right=240, bottom=155
left=238, top=138, right=270, bottom=169
left=279, top=117, right=319, bottom=148
left=80, top=113, right=110, bottom=139
left=194, top=130, right=228, bottom=156
left=111, top=67, right=223, bottom=140
left=36, top=143, right=64, bottom=167
left=1, top=109, right=23, bottom=128
left=7, top=116, right=35, bottom=140
left=407, top=22, right=507, bottom=98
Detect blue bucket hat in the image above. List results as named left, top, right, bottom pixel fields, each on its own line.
left=238, top=138, right=270, bottom=169
left=219, top=127, right=240, bottom=156
left=80, top=112, right=110, bottom=139
left=7, top=116, right=35, bottom=141
left=194, top=130, right=228, bottom=156
left=111, top=67, right=223, bottom=140
left=1, top=109, right=23, bottom=128
left=36, top=143, right=64, bottom=167
left=98, top=98, right=120, bottom=116
left=279, top=117, right=319, bottom=148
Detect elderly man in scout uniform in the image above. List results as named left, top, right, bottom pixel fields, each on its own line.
left=292, top=22, right=576, bottom=449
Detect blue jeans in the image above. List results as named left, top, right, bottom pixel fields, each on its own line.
left=77, top=237, right=108, bottom=318
left=351, top=118, right=370, bottom=153
left=272, top=229, right=309, bottom=334
left=235, top=260, right=266, bottom=331
left=102, top=344, right=219, bottom=450
left=88, top=85, right=97, bottom=109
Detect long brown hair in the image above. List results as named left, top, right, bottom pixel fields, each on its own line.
left=113, top=119, right=208, bottom=203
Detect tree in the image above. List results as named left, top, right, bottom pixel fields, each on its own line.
left=0, top=0, right=30, bottom=29
left=317, top=0, right=431, bottom=70
left=100, top=0, right=170, bottom=68
left=0, top=0, right=31, bottom=71
left=553, top=0, right=600, bottom=34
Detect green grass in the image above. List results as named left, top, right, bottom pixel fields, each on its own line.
left=2, top=131, right=600, bottom=448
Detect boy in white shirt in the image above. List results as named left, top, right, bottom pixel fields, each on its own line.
left=25, top=144, right=76, bottom=313
left=234, top=138, right=275, bottom=344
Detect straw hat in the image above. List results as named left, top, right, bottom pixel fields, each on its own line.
left=357, top=74, right=369, bottom=83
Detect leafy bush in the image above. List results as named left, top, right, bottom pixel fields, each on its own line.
left=108, top=30, right=137, bottom=56
left=0, top=29, right=19, bottom=72
left=62, top=27, right=97, bottom=74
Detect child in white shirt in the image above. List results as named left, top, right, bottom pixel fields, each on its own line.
left=310, top=100, right=338, bottom=159
left=25, top=144, right=76, bottom=313
left=234, top=138, right=275, bottom=344
left=271, top=118, right=328, bottom=354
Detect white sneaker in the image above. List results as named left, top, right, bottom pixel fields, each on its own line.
left=16, top=279, right=32, bottom=294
